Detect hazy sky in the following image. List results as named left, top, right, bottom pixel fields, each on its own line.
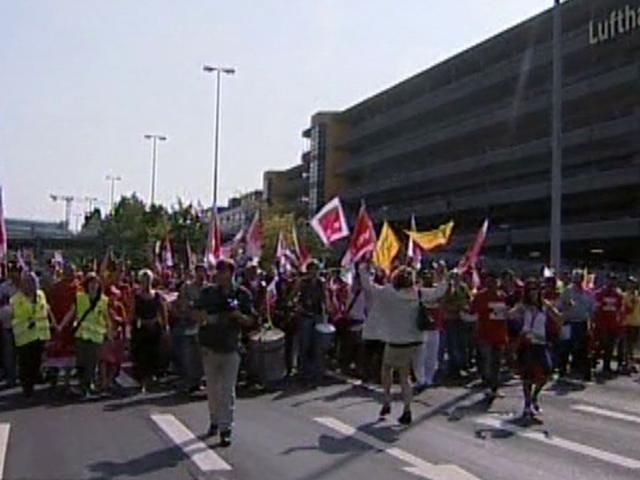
left=1, top=0, right=553, bottom=224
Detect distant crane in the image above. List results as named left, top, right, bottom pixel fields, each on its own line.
left=49, top=194, right=77, bottom=231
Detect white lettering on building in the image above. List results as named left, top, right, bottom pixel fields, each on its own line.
left=589, top=4, right=640, bottom=45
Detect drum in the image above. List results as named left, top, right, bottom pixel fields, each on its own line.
left=314, top=322, right=336, bottom=352
left=247, top=327, right=286, bottom=386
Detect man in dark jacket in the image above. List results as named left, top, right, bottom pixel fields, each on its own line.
left=195, top=259, right=255, bottom=447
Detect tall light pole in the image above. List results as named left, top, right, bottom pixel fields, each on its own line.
left=550, top=0, right=563, bottom=270
left=144, top=134, right=167, bottom=205
left=203, top=65, right=235, bottom=208
left=105, top=175, right=122, bottom=210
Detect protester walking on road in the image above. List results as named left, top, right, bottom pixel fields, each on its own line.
left=0, top=262, right=20, bottom=387
left=59, top=273, right=109, bottom=397
left=558, top=270, right=596, bottom=381
left=622, top=277, right=640, bottom=373
left=511, top=278, right=561, bottom=421
left=195, top=259, right=256, bottom=447
left=469, top=272, right=508, bottom=401
left=359, top=261, right=448, bottom=425
left=594, top=274, right=625, bottom=375
left=294, top=260, right=326, bottom=383
left=174, top=264, right=207, bottom=394
left=10, top=271, right=52, bottom=398
left=45, top=263, right=79, bottom=391
left=131, top=269, right=168, bottom=393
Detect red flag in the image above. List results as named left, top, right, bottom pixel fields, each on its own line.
left=458, top=219, right=489, bottom=273
left=245, top=210, right=263, bottom=260
left=206, top=210, right=222, bottom=265
left=310, top=197, right=350, bottom=246
left=292, top=224, right=312, bottom=269
left=341, top=205, right=376, bottom=267
left=0, top=187, right=6, bottom=262
left=407, top=214, right=422, bottom=268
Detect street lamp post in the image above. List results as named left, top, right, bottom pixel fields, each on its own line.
left=203, top=65, right=235, bottom=208
left=105, top=175, right=122, bottom=210
left=550, top=0, right=563, bottom=270
left=144, top=134, right=167, bottom=205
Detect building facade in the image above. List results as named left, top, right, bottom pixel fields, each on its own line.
left=303, top=0, right=640, bottom=264
left=263, top=161, right=309, bottom=216
left=217, top=190, right=263, bottom=237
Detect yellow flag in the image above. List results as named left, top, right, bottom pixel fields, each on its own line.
left=405, top=220, right=454, bottom=251
left=373, top=221, right=401, bottom=274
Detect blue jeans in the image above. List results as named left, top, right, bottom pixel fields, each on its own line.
left=1, top=329, right=16, bottom=386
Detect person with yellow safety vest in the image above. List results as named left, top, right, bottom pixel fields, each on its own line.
left=9, top=271, right=53, bottom=398
left=59, top=273, right=110, bottom=397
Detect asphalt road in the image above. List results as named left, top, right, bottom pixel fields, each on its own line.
left=1, top=370, right=640, bottom=480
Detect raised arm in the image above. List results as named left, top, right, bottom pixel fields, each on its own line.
left=418, top=275, right=449, bottom=303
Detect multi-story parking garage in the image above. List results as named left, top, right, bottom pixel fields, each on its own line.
left=303, top=0, right=640, bottom=265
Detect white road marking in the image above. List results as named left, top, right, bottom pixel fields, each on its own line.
left=475, top=415, right=640, bottom=470
left=151, top=414, right=231, bottom=472
left=0, top=424, right=10, bottom=480
left=572, top=404, right=640, bottom=425
left=314, top=416, right=481, bottom=480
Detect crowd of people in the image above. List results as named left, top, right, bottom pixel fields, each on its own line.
left=0, top=252, right=639, bottom=444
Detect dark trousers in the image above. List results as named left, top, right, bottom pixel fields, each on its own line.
left=1, top=329, right=16, bottom=385
left=173, top=334, right=203, bottom=389
left=558, top=322, right=591, bottom=380
left=284, top=329, right=296, bottom=375
left=625, top=326, right=640, bottom=364
left=131, top=322, right=162, bottom=383
left=480, top=344, right=504, bottom=392
left=297, top=315, right=320, bottom=379
left=362, top=340, right=384, bottom=383
left=17, top=340, right=45, bottom=397
left=76, top=339, right=99, bottom=391
left=598, top=329, right=619, bottom=372
left=446, top=319, right=465, bottom=375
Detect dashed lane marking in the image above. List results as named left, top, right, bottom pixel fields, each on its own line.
left=475, top=415, right=640, bottom=470
left=572, top=404, right=640, bottom=425
left=0, top=423, right=10, bottom=480
left=151, top=414, right=232, bottom=472
left=314, top=416, right=481, bottom=480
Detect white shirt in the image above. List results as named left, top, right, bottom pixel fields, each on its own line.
left=521, top=307, right=547, bottom=345
left=359, top=265, right=447, bottom=344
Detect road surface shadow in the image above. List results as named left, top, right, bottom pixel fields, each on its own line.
left=447, top=396, right=493, bottom=422
left=547, top=378, right=587, bottom=396
left=86, top=442, right=197, bottom=479
left=103, top=391, right=196, bottom=412
left=281, top=433, right=373, bottom=456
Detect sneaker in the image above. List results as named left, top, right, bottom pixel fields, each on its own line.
left=522, top=406, right=533, bottom=420
left=379, top=403, right=391, bottom=418
left=532, top=402, right=542, bottom=415
left=219, top=430, right=232, bottom=447
left=207, top=424, right=218, bottom=437
left=398, top=410, right=412, bottom=426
